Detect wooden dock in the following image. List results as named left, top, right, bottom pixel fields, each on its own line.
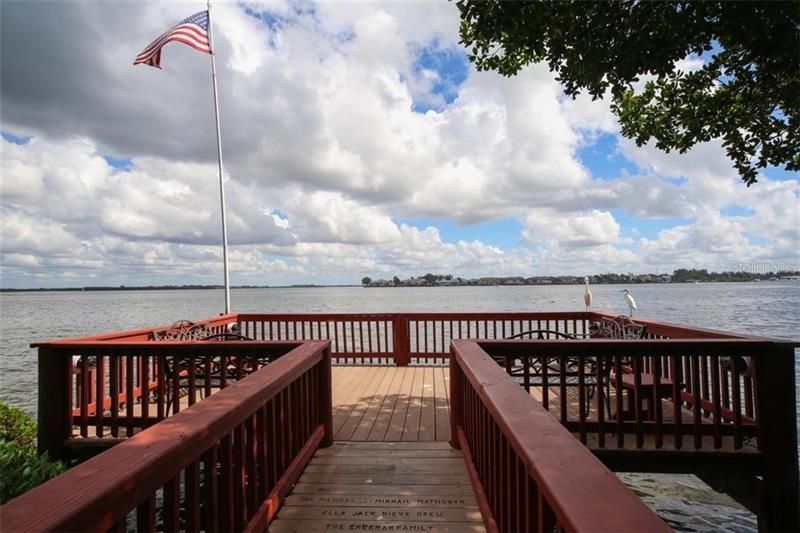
left=271, top=370, right=480, bottom=531
left=6, top=311, right=795, bottom=532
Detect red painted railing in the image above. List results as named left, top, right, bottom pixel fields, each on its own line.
left=19, top=310, right=800, bottom=530
left=465, top=337, right=800, bottom=532
left=2, top=340, right=333, bottom=532
left=478, top=338, right=772, bottom=450
left=37, top=340, right=304, bottom=460
left=449, top=340, right=670, bottom=532
left=238, top=311, right=595, bottom=364
left=32, top=311, right=778, bottom=459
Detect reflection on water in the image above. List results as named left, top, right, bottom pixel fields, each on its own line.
left=1, top=282, right=796, bottom=531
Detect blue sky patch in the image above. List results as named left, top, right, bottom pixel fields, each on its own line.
left=410, top=41, right=468, bottom=113
left=577, top=133, right=637, bottom=179
left=745, top=234, right=770, bottom=246
left=103, top=155, right=133, bottom=171
left=611, top=208, right=689, bottom=240
left=720, top=205, right=755, bottom=217
left=2, top=131, right=31, bottom=145
left=401, top=217, right=523, bottom=249
left=244, top=6, right=287, bottom=32
left=759, top=164, right=799, bottom=182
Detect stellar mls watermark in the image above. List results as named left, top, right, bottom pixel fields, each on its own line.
left=731, top=260, right=799, bottom=273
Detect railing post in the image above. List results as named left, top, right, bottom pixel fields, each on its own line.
left=320, top=343, right=334, bottom=447
left=755, top=344, right=799, bottom=532
left=393, top=315, right=410, bottom=366
left=449, top=344, right=463, bottom=449
left=37, top=347, right=73, bottom=462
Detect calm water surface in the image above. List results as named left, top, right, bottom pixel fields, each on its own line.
left=1, top=282, right=798, bottom=531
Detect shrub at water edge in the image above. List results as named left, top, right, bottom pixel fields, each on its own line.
left=0, top=401, right=65, bottom=503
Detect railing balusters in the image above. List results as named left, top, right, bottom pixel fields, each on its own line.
left=541, top=356, right=549, bottom=411
left=204, top=445, right=219, bottom=532
left=711, top=355, right=722, bottom=449
left=233, top=425, right=246, bottom=530
left=654, top=353, right=663, bottom=449
left=615, top=355, right=624, bottom=448
left=186, top=459, right=201, bottom=533
left=94, top=353, right=106, bottom=438
left=125, top=355, right=134, bottom=436
left=219, top=433, right=234, bottom=532
left=559, top=357, right=567, bottom=425
left=110, top=352, right=119, bottom=438
left=596, top=354, right=605, bottom=448
left=80, top=356, right=89, bottom=437
left=451, top=340, right=670, bottom=533
left=671, top=354, right=682, bottom=449
left=157, top=355, right=166, bottom=419
left=732, top=363, right=743, bottom=449
left=578, top=354, right=586, bottom=444
left=700, top=356, right=710, bottom=417
left=137, top=495, right=156, bottom=533
left=691, top=355, right=702, bottom=449
left=11, top=340, right=334, bottom=532
left=164, top=478, right=180, bottom=532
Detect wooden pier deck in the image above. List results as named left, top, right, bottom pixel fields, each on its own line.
left=331, top=366, right=452, bottom=442
left=8, top=311, right=795, bottom=532
left=271, top=368, right=481, bottom=531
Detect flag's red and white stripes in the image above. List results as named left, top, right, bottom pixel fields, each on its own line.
left=134, top=11, right=211, bottom=69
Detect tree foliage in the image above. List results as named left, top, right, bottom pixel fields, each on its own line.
left=456, top=0, right=799, bottom=185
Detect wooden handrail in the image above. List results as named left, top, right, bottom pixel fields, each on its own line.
left=450, top=340, right=669, bottom=532
left=31, top=314, right=238, bottom=347
left=3, top=340, right=333, bottom=532
left=33, top=311, right=796, bottom=348
left=588, top=311, right=755, bottom=340
left=477, top=337, right=784, bottom=354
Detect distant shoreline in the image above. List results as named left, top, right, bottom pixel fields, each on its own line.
left=0, top=284, right=356, bottom=293
left=2, top=278, right=796, bottom=293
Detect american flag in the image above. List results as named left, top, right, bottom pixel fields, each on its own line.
left=134, top=11, right=211, bottom=68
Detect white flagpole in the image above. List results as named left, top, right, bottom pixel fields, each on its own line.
left=206, top=0, right=231, bottom=314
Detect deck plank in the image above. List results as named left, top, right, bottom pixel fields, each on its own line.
left=434, top=366, right=451, bottom=442
left=283, top=494, right=478, bottom=508
left=367, top=366, right=407, bottom=441
left=332, top=367, right=377, bottom=437
left=270, top=519, right=486, bottom=532
left=419, top=367, right=437, bottom=442
left=383, top=366, right=416, bottom=441
left=271, top=442, right=486, bottom=532
left=276, top=506, right=483, bottom=522
left=402, top=366, right=425, bottom=441
left=350, top=366, right=398, bottom=441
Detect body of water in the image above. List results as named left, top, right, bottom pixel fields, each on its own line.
left=1, top=282, right=798, bottom=531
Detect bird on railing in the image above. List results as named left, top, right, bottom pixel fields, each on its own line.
left=583, top=277, right=592, bottom=311
left=622, top=289, right=637, bottom=316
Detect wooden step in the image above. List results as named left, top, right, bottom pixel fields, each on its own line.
left=270, top=442, right=486, bottom=532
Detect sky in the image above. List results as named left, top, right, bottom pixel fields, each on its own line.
left=1, top=1, right=798, bottom=288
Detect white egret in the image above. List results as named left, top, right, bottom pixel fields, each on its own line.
left=622, top=289, right=637, bottom=316
left=583, top=277, right=592, bottom=311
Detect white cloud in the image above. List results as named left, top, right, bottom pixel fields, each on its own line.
left=522, top=209, right=620, bottom=248
left=1, top=211, right=80, bottom=254
left=1, top=2, right=797, bottom=288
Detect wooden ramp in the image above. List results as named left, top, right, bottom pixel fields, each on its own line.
left=270, top=442, right=486, bottom=532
